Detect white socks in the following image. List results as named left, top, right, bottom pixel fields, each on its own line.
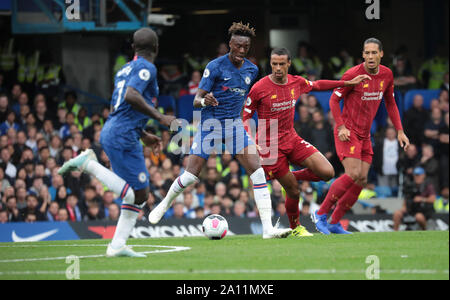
left=162, top=171, right=199, bottom=208
left=84, top=160, right=139, bottom=249
left=250, top=168, right=273, bottom=233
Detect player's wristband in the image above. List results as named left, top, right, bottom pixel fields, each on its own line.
left=200, top=98, right=206, bottom=107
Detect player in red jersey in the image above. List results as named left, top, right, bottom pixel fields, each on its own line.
left=243, top=47, right=370, bottom=236
left=313, top=38, right=410, bottom=234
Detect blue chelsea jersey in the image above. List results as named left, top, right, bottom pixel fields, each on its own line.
left=101, top=56, right=159, bottom=149
left=199, top=54, right=258, bottom=123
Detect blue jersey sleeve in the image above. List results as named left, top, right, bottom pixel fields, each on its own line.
left=199, top=61, right=220, bottom=92
left=127, top=63, right=157, bottom=95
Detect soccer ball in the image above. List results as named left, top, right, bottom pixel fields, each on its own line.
left=202, top=214, right=228, bottom=240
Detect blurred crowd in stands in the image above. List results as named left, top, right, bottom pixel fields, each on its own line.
left=0, top=40, right=448, bottom=226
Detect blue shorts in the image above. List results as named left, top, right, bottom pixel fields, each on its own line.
left=189, top=119, right=254, bottom=160
left=101, top=142, right=150, bottom=191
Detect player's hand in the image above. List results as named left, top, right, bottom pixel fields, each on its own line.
left=204, top=93, right=219, bottom=107
left=159, top=115, right=177, bottom=127
left=141, top=131, right=162, bottom=154
left=337, top=125, right=351, bottom=142
left=345, top=74, right=372, bottom=86
left=397, top=130, right=410, bottom=151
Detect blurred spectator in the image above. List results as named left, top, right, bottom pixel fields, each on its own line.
left=275, top=201, right=286, bottom=217
left=84, top=201, right=102, bottom=221
left=0, top=209, right=7, bottom=223
left=0, top=111, right=20, bottom=135
left=392, top=56, right=417, bottom=92
left=233, top=200, right=247, bottom=218
left=46, top=201, right=59, bottom=221
left=418, top=144, right=440, bottom=192
left=374, top=127, right=399, bottom=189
left=294, top=105, right=312, bottom=142
left=179, top=70, right=201, bottom=97
left=222, top=159, right=243, bottom=188
left=19, top=194, right=45, bottom=221
left=5, top=195, right=19, bottom=222
left=434, top=187, right=449, bottom=213
left=291, top=42, right=316, bottom=77
left=393, top=167, right=436, bottom=231
left=58, top=207, right=69, bottom=222
left=328, top=48, right=354, bottom=80
left=418, top=52, right=449, bottom=89
left=172, top=202, right=185, bottom=219
left=107, top=203, right=120, bottom=221
left=65, top=194, right=82, bottom=222
left=441, top=72, right=449, bottom=92
left=309, top=110, right=333, bottom=160
left=439, top=112, right=449, bottom=188
left=0, top=94, right=9, bottom=123
left=59, top=91, right=81, bottom=117
left=423, top=107, right=443, bottom=152
left=438, top=89, right=449, bottom=113
left=210, top=203, right=222, bottom=216
left=1, top=146, right=17, bottom=179
left=403, top=94, right=429, bottom=147
left=299, top=187, right=319, bottom=215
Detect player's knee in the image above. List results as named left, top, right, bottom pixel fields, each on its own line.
left=320, top=166, right=335, bottom=181
left=356, top=175, right=368, bottom=187
left=122, top=187, right=136, bottom=205
left=134, top=189, right=149, bottom=206
left=285, top=186, right=300, bottom=200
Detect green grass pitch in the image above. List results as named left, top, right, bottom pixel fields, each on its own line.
left=0, top=231, right=448, bottom=280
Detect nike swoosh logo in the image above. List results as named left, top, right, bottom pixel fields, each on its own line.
left=12, top=229, right=59, bottom=242
left=224, top=77, right=231, bottom=81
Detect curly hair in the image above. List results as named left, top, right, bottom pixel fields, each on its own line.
left=228, top=21, right=256, bottom=38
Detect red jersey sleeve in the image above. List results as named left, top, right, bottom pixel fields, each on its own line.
left=297, top=77, right=315, bottom=94
left=384, top=71, right=403, bottom=131
left=329, top=71, right=355, bottom=128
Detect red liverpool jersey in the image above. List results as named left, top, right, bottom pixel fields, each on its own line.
left=330, top=63, right=403, bottom=139
left=243, top=74, right=314, bottom=147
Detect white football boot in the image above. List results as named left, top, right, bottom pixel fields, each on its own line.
left=106, top=244, right=146, bottom=258
left=262, top=218, right=293, bottom=239
left=148, top=197, right=173, bottom=224
left=58, top=149, right=98, bottom=175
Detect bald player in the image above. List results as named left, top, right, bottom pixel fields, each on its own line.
left=59, top=28, right=175, bottom=257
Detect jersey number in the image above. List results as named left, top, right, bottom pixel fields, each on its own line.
left=114, top=80, right=126, bottom=111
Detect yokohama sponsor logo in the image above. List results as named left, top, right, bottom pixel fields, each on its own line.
left=131, top=224, right=234, bottom=238
left=361, top=92, right=383, bottom=101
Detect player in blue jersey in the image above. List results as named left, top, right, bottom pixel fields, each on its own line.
left=58, top=28, right=175, bottom=257
left=149, top=22, right=292, bottom=239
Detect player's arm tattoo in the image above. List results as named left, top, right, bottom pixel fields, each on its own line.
left=124, top=86, right=164, bottom=122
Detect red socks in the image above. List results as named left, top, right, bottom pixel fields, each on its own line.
left=317, top=174, right=354, bottom=215
left=330, top=182, right=363, bottom=224
left=292, top=169, right=322, bottom=182
left=285, top=196, right=300, bottom=229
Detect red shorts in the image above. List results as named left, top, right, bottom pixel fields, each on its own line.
left=334, top=128, right=373, bottom=164
left=260, top=135, right=319, bottom=180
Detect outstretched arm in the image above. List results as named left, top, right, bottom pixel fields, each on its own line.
left=311, top=75, right=371, bottom=91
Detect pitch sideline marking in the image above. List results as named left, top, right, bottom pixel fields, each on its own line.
left=0, top=269, right=448, bottom=276
left=0, top=244, right=191, bottom=263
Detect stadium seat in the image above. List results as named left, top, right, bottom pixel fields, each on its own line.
left=374, top=186, right=393, bottom=198
left=158, top=95, right=176, bottom=112
left=309, top=91, right=333, bottom=113
left=176, top=94, right=198, bottom=123
left=403, top=89, right=441, bottom=112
